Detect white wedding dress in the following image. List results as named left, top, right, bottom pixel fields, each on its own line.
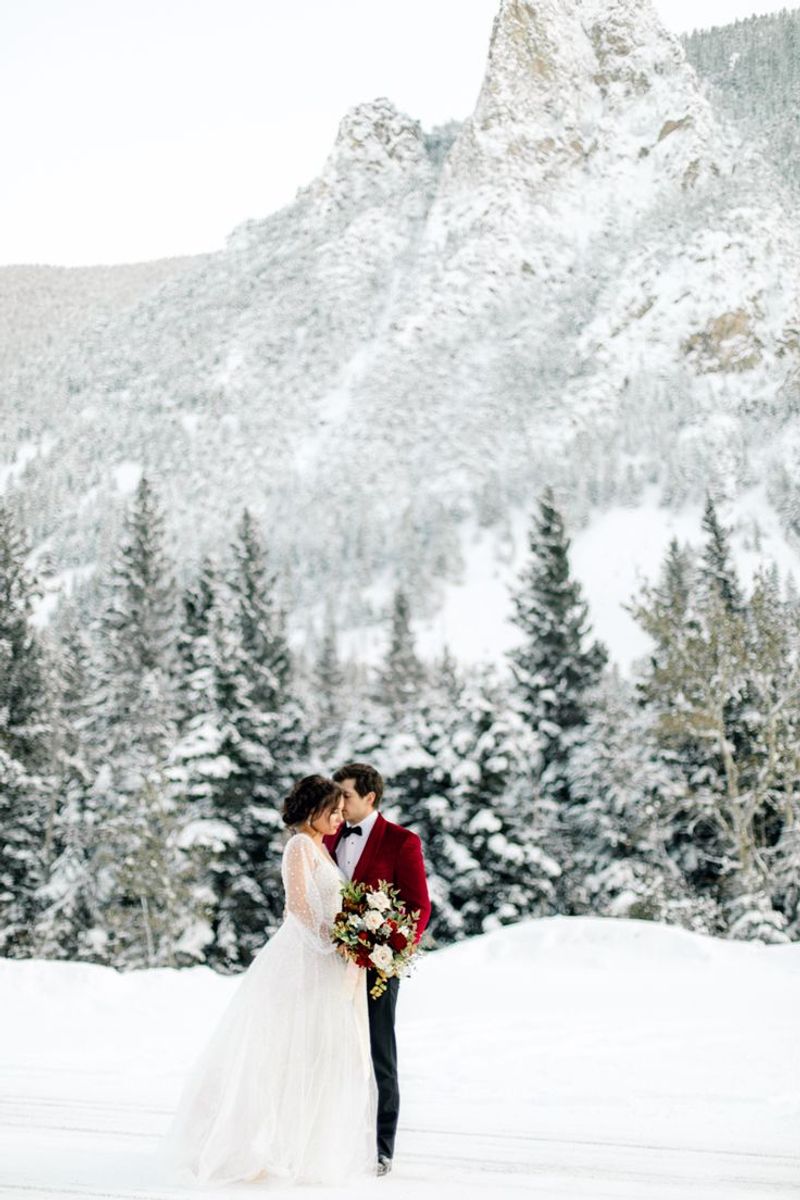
left=158, top=833, right=378, bottom=1185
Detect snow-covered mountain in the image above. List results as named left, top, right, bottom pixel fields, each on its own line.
left=683, top=8, right=800, bottom=213
left=4, top=0, right=800, bottom=661
left=0, top=256, right=201, bottom=463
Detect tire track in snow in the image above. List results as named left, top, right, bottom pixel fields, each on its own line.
left=2, top=1094, right=798, bottom=1197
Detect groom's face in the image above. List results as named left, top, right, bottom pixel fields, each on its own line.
left=338, top=778, right=376, bottom=824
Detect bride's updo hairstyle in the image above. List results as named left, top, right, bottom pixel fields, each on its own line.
left=282, top=774, right=344, bottom=829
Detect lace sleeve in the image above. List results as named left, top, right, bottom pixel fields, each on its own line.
left=281, top=835, right=337, bottom=955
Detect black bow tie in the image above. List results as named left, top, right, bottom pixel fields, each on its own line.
left=340, top=825, right=363, bottom=839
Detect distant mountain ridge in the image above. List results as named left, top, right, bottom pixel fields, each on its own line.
left=0, top=256, right=202, bottom=430
left=3, top=0, right=800, bottom=653
left=682, top=7, right=800, bottom=209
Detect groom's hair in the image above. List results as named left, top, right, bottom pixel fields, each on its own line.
left=332, top=762, right=384, bottom=807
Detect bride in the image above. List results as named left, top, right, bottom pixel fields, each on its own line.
left=158, top=775, right=379, bottom=1185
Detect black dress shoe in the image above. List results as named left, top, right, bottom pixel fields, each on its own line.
left=377, top=1156, right=393, bottom=1176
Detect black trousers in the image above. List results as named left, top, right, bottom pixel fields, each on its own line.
left=366, top=969, right=400, bottom=1160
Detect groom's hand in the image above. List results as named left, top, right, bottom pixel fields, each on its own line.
left=395, top=833, right=432, bottom=942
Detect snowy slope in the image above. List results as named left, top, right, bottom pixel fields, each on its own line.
left=682, top=9, right=800, bottom=214
left=365, top=486, right=800, bottom=673
left=0, top=257, right=202, bottom=457
left=0, top=917, right=798, bottom=1198
left=4, top=0, right=800, bottom=659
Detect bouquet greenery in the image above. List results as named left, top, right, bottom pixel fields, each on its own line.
left=331, top=879, right=421, bottom=998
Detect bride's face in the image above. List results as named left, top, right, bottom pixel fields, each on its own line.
left=316, top=796, right=345, bottom=836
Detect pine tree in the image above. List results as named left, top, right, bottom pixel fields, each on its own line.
left=332, top=657, right=391, bottom=776
left=31, top=605, right=101, bottom=959
left=629, top=538, right=724, bottom=898
left=170, top=556, right=228, bottom=823
left=508, top=488, right=607, bottom=803
left=230, top=510, right=291, bottom=713
left=563, top=675, right=712, bottom=929
left=199, top=509, right=310, bottom=970
left=86, top=475, right=185, bottom=967
left=771, top=810, right=800, bottom=939
left=729, top=566, right=800, bottom=939
left=0, top=503, right=51, bottom=758
left=310, top=606, right=349, bottom=761
left=375, top=587, right=427, bottom=721
left=0, top=501, right=53, bottom=955
left=725, top=880, right=791, bottom=944
left=699, top=495, right=743, bottom=614
left=372, top=613, right=462, bottom=942
left=434, top=644, right=462, bottom=709
left=166, top=557, right=235, bottom=965
left=632, top=539, right=743, bottom=909
left=631, top=530, right=800, bottom=938
left=448, top=667, right=561, bottom=936
left=175, top=556, right=218, bottom=724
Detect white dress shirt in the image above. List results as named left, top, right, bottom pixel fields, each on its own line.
left=335, top=809, right=379, bottom=880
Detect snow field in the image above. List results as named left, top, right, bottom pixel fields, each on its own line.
left=1, top=915, right=798, bottom=1198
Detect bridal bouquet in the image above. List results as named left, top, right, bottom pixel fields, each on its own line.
left=331, top=880, right=420, bottom=998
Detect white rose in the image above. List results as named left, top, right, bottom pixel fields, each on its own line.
left=363, top=910, right=384, bottom=932
left=366, top=890, right=392, bottom=912
left=369, top=944, right=393, bottom=971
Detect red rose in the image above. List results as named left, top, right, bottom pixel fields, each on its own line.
left=389, top=931, right=407, bottom=951
left=357, top=931, right=370, bottom=944
left=356, top=952, right=371, bottom=969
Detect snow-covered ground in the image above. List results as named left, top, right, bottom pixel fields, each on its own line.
left=0, top=434, right=55, bottom=495
left=1, top=916, right=798, bottom=1198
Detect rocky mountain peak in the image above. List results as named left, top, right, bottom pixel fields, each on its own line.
left=579, top=0, right=685, bottom=91
left=6, top=1, right=800, bottom=645
left=473, top=0, right=597, bottom=142
left=441, top=0, right=727, bottom=195
left=300, top=97, right=435, bottom=222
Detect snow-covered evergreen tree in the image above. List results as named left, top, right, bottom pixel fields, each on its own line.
left=699, top=495, right=744, bottom=614
left=169, top=556, right=229, bottom=826
left=375, top=587, right=427, bottom=721
left=630, top=536, right=728, bottom=901
left=377, top=623, right=462, bottom=942
left=632, top=521, right=799, bottom=939
left=31, top=603, right=101, bottom=959
left=164, top=556, right=236, bottom=965
left=85, top=475, right=185, bottom=966
left=725, top=877, right=791, bottom=944
left=0, top=501, right=53, bottom=956
left=175, top=555, right=218, bottom=724
left=447, top=666, right=561, bottom=937
left=328, top=657, right=387, bottom=771
left=229, top=510, right=292, bottom=713
left=308, top=605, right=350, bottom=761
left=197, top=509, right=310, bottom=970
left=729, top=565, right=800, bottom=941
left=771, top=814, right=800, bottom=940
left=563, top=674, right=714, bottom=930
left=508, top=488, right=607, bottom=805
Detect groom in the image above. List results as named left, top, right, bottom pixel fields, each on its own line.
left=325, top=762, right=431, bottom=1177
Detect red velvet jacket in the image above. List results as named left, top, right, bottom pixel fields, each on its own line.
left=324, top=812, right=431, bottom=943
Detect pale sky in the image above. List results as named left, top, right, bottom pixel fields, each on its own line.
left=0, top=0, right=790, bottom=267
